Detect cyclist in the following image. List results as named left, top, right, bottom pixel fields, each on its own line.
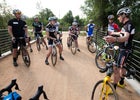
left=107, top=14, right=120, bottom=35
left=104, top=7, right=135, bottom=90
left=32, top=16, right=48, bottom=50
left=8, top=9, right=29, bottom=67
left=67, top=22, right=80, bottom=52
left=45, top=17, right=64, bottom=65
left=85, top=19, right=95, bottom=42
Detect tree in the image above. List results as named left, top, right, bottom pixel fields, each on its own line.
left=0, top=0, right=13, bottom=28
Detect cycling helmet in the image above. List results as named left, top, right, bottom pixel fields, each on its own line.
left=72, top=22, right=77, bottom=26
left=34, top=16, right=38, bottom=19
left=89, top=19, right=93, bottom=23
left=13, top=9, right=21, bottom=14
left=48, top=17, right=55, bottom=21
left=107, top=15, right=114, bottom=19
left=53, top=16, right=58, bottom=20
left=117, top=7, right=131, bottom=16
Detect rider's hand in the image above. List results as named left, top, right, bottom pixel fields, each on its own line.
left=25, top=37, right=29, bottom=42
left=104, top=36, right=116, bottom=43
left=11, top=37, right=15, bottom=43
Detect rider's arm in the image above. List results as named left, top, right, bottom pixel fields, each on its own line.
left=24, top=24, right=29, bottom=37
left=8, top=26, right=13, bottom=38
left=105, top=32, right=130, bottom=43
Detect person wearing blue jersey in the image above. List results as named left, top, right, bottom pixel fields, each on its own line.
left=86, top=19, right=95, bottom=42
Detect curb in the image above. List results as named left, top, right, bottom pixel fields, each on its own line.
left=126, top=78, right=140, bottom=95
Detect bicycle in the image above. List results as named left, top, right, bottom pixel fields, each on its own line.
left=16, top=37, right=31, bottom=67
left=51, top=40, right=58, bottom=66
left=36, top=33, right=44, bottom=51
left=0, top=79, right=49, bottom=100
left=91, top=61, right=136, bottom=100
left=86, top=36, right=97, bottom=53
left=95, top=38, right=119, bottom=70
left=67, top=34, right=77, bottom=55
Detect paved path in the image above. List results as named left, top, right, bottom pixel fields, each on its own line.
left=0, top=32, right=139, bottom=100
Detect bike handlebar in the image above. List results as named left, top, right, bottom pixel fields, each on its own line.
left=0, top=79, right=20, bottom=96
left=29, top=85, right=49, bottom=100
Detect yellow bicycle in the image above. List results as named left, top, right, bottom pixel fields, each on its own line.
left=91, top=62, right=118, bottom=100
left=91, top=61, right=136, bottom=100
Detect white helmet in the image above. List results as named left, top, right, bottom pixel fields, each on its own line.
left=72, top=22, right=77, bottom=26
left=107, top=15, right=114, bottom=19
left=117, top=7, right=131, bottom=16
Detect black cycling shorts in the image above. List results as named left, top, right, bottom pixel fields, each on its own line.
left=35, top=32, right=43, bottom=38
left=12, top=38, right=26, bottom=49
left=116, top=49, right=131, bottom=68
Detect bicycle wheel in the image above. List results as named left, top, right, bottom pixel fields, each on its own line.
left=71, top=40, right=76, bottom=55
left=51, top=46, right=57, bottom=66
left=91, top=80, right=118, bottom=100
left=88, top=40, right=97, bottom=53
left=22, top=47, right=31, bottom=67
left=95, top=50, right=112, bottom=70
left=105, top=46, right=116, bottom=59
left=36, top=39, right=41, bottom=51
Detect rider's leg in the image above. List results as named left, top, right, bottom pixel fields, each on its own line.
left=75, top=38, right=80, bottom=52
left=45, top=41, right=52, bottom=65
left=57, top=43, right=64, bottom=60
left=12, top=40, right=18, bottom=66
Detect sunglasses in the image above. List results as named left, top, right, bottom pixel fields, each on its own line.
left=15, top=12, right=21, bottom=14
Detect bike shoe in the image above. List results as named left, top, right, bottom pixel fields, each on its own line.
left=117, top=82, right=126, bottom=88
left=13, top=62, right=18, bottom=67
left=77, top=49, right=80, bottom=52
left=30, top=48, right=33, bottom=52
left=60, top=56, right=64, bottom=60
left=45, top=60, right=49, bottom=65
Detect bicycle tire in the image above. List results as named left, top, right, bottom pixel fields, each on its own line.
left=105, top=46, right=116, bottom=59
left=95, top=49, right=114, bottom=70
left=51, top=46, right=57, bottom=66
left=88, top=40, right=97, bottom=53
left=36, top=39, right=41, bottom=51
left=91, top=80, right=119, bottom=100
left=22, top=47, right=31, bottom=67
left=71, top=40, right=76, bottom=55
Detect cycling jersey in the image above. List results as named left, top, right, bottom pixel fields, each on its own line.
left=87, top=23, right=95, bottom=36
left=108, top=23, right=120, bottom=33
left=119, top=20, right=135, bottom=49
left=69, top=26, right=79, bottom=35
left=32, top=21, right=43, bottom=32
left=8, top=18, right=27, bottom=37
left=46, top=23, right=58, bottom=45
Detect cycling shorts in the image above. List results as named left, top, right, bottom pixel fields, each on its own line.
left=35, top=32, right=43, bottom=38
left=12, top=38, right=26, bottom=49
left=48, top=39, right=60, bottom=47
left=116, top=49, right=131, bottom=68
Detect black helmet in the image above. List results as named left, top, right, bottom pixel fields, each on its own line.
left=107, top=15, right=114, bottom=19
left=117, top=7, right=131, bottom=16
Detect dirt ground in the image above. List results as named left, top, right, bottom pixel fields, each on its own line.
left=0, top=32, right=140, bottom=100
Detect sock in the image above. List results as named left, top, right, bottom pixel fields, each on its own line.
left=13, top=58, right=17, bottom=62
left=60, top=54, right=62, bottom=57
left=114, top=83, right=117, bottom=90
left=119, top=77, right=124, bottom=85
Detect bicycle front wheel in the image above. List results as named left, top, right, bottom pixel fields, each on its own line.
left=22, top=47, right=31, bottom=67
left=91, top=80, right=118, bottom=100
left=88, top=40, right=97, bottom=53
left=71, top=41, right=76, bottom=55
left=51, top=46, right=57, bottom=66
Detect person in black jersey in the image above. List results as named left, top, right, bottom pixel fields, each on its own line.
left=104, top=7, right=135, bottom=91
left=32, top=16, right=48, bottom=50
left=45, top=17, right=64, bottom=65
left=8, top=9, right=29, bottom=67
